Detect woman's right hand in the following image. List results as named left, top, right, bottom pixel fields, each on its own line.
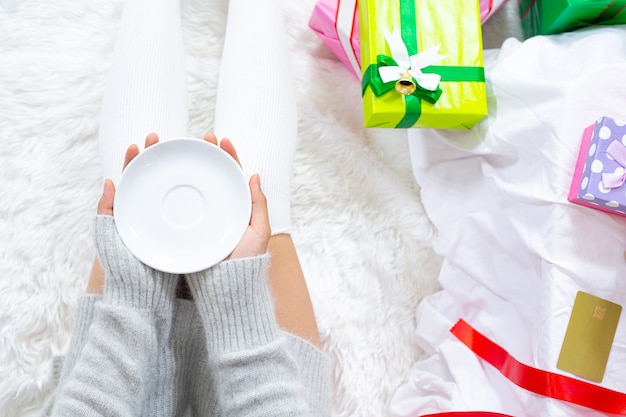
left=200, top=133, right=271, bottom=261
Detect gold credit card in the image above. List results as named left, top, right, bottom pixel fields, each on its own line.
left=557, top=291, right=622, bottom=382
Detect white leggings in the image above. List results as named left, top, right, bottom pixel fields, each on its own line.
left=98, top=0, right=297, bottom=235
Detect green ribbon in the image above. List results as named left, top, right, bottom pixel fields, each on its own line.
left=361, top=0, right=486, bottom=128
left=361, top=55, right=443, bottom=104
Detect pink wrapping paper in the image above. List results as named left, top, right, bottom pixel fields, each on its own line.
left=309, top=0, right=361, bottom=78
left=480, top=0, right=497, bottom=21
left=309, top=0, right=505, bottom=79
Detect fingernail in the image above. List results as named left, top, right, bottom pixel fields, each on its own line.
left=103, top=179, right=114, bottom=196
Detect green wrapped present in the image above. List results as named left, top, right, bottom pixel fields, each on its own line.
left=601, top=3, right=626, bottom=24
left=359, top=0, right=487, bottom=129
left=520, top=0, right=626, bottom=38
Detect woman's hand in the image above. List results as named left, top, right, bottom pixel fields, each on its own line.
left=88, top=133, right=160, bottom=293
left=97, top=133, right=159, bottom=215
left=201, top=132, right=270, bottom=260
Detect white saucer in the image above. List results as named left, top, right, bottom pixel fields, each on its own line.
left=114, top=138, right=251, bottom=273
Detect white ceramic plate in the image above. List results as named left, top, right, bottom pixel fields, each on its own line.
left=114, top=138, right=251, bottom=273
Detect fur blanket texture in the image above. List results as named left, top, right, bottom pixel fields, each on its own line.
left=0, top=1, right=521, bottom=416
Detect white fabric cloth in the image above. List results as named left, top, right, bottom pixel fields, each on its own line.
left=391, top=25, right=626, bottom=417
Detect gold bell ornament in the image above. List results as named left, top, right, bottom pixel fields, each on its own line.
left=395, top=70, right=416, bottom=95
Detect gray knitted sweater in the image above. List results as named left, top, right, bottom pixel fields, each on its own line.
left=42, top=215, right=331, bottom=416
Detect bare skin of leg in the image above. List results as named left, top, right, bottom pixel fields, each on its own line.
left=267, top=234, right=321, bottom=348
left=87, top=133, right=321, bottom=348
left=87, top=259, right=105, bottom=295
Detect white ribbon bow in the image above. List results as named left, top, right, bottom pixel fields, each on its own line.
left=378, top=29, right=447, bottom=92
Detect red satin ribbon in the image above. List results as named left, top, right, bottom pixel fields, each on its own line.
left=423, top=413, right=511, bottom=417
left=450, top=319, right=626, bottom=415
left=518, top=0, right=537, bottom=20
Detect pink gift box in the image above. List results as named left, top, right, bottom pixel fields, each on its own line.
left=479, top=0, right=501, bottom=22
left=309, top=0, right=361, bottom=78
left=309, top=0, right=506, bottom=80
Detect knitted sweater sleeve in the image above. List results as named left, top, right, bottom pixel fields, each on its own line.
left=187, top=255, right=329, bottom=417
left=45, top=215, right=178, bottom=417
left=40, top=296, right=97, bottom=417
left=283, top=332, right=332, bottom=417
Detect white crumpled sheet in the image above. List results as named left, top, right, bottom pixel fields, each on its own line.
left=392, top=25, right=626, bottom=417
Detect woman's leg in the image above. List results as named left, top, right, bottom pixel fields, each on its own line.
left=214, top=0, right=320, bottom=346
left=88, top=0, right=188, bottom=294
left=267, top=235, right=321, bottom=347
left=99, top=0, right=188, bottom=187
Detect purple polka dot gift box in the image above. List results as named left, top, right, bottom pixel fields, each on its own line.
left=569, top=116, right=626, bottom=217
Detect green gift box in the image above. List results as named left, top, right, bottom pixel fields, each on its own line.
left=519, top=0, right=626, bottom=38
left=359, top=0, right=487, bottom=129
left=601, top=3, right=626, bottom=24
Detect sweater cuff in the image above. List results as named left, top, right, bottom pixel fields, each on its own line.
left=187, top=254, right=278, bottom=353
left=103, top=266, right=179, bottom=310
left=95, top=215, right=178, bottom=310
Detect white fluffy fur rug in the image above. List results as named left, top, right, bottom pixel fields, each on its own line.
left=0, top=1, right=520, bottom=416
